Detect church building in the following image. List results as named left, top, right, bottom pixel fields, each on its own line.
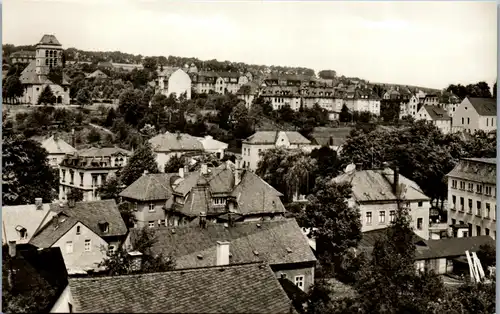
left=19, top=34, right=70, bottom=105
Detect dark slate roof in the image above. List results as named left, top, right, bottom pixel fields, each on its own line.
left=3, top=245, right=68, bottom=312
left=38, top=34, right=62, bottom=46
left=68, top=263, right=293, bottom=313
left=417, top=236, right=495, bottom=260
left=333, top=168, right=430, bottom=202
left=19, top=60, right=71, bottom=86
left=446, top=158, right=496, bottom=184
left=468, top=97, right=497, bottom=116
left=120, top=173, right=176, bottom=201
left=129, top=218, right=316, bottom=269
left=423, top=105, right=451, bottom=121
left=30, top=200, right=127, bottom=248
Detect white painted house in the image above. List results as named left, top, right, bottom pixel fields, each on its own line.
left=452, top=97, right=497, bottom=134
left=416, top=105, right=452, bottom=134
left=156, top=67, right=192, bottom=100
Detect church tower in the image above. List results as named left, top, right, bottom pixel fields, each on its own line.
left=35, top=34, right=63, bottom=76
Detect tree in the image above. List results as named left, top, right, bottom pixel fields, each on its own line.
left=118, top=88, right=147, bottom=126
left=75, top=87, right=92, bottom=106
left=300, top=179, right=361, bottom=275
left=3, top=135, right=58, bottom=205
left=230, top=102, right=254, bottom=139
left=476, top=244, right=496, bottom=269
left=98, top=227, right=175, bottom=276
left=310, top=146, right=341, bottom=180
left=3, top=75, right=24, bottom=104
left=339, top=105, right=351, bottom=122
left=120, top=142, right=159, bottom=186
left=104, top=108, right=117, bottom=128
left=87, top=128, right=101, bottom=144
left=67, top=188, right=84, bottom=202
left=318, top=70, right=337, bottom=80
left=37, top=85, right=56, bottom=105
left=164, top=155, right=186, bottom=174
left=142, top=57, right=158, bottom=71
left=493, top=82, right=497, bottom=99
left=98, top=175, right=124, bottom=202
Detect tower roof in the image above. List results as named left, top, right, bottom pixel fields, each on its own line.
left=37, top=35, right=61, bottom=47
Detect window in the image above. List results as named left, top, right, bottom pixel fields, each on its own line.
left=485, top=186, right=492, bottom=196
left=461, top=117, right=464, bottom=124
left=417, top=218, right=423, bottom=230
left=476, top=184, right=483, bottom=194
left=451, top=180, right=457, bottom=189
left=452, top=219, right=456, bottom=225
left=366, top=212, right=372, bottom=225
left=485, top=228, right=490, bottom=236
left=468, top=183, right=474, bottom=192
left=68, top=303, right=73, bottom=313
left=84, top=239, right=91, bottom=252
left=468, top=199, right=472, bottom=213
left=452, top=195, right=456, bottom=209
left=79, top=173, right=84, bottom=186
left=459, top=181, right=465, bottom=190
left=486, top=203, right=491, bottom=218
left=108, top=245, right=116, bottom=254
left=213, top=198, right=226, bottom=206
left=294, top=276, right=305, bottom=291
left=476, top=201, right=482, bottom=216
left=149, top=204, right=155, bottom=212
left=460, top=197, right=464, bottom=211
left=389, top=210, right=396, bottom=222
left=160, top=219, right=166, bottom=226
left=418, top=201, right=423, bottom=207
left=61, top=170, right=66, bottom=182
left=476, top=226, right=481, bottom=236
left=69, top=170, right=75, bottom=185
left=379, top=211, right=386, bottom=224
left=76, top=226, right=81, bottom=235
left=467, top=118, right=470, bottom=124
left=148, top=221, right=155, bottom=228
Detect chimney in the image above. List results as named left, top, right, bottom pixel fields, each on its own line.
left=35, top=198, right=43, bottom=210
left=216, top=241, right=230, bottom=266
left=128, top=251, right=143, bottom=272
left=8, top=241, right=16, bottom=257
left=393, top=166, right=399, bottom=195
left=143, top=170, right=149, bottom=176
left=179, top=167, right=184, bottom=178
left=355, top=163, right=363, bottom=171
left=184, top=165, right=189, bottom=175
left=201, top=164, right=208, bottom=175
left=199, top=212, right=207, bottom=229
left=71, top=128, right=76, bottom=147
left=68, top=198, right=76, bottom=208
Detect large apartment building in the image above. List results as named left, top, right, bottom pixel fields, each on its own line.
left=59, top=147, right=131, bottom=201
left=191, top=71, right=249, bottom=95
left=446, top=158, right=496, bottom=239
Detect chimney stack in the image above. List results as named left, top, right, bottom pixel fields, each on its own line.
left=199, top=212, right=207, bottom=229
left=8, top=241, right=16, bottom=257
left=143, top=170, right=149, bottom=176
left=216, top=241, right=230, bottom=266
left=393, top=166, right=399, bottom=195
left=35, top=198, right=43, bottom=210
left=179, top=167, right=184, bottom=178
left=128, top=251, right=143, bottom=272
left=201, top=164, right=208, bottom=175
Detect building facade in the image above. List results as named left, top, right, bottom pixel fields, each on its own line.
left=156, top=67, right=192, bottom=100
left=452, top=97, right=497, bottom=134
left=10, top=50, right=36, bottom=64
left=416, top=105, right=452, bottom=134
left=148, top=132, right=205, bottom=172
left=447, top=158, right=496, bottom=239
left=40, top=135, right=77, bottom=167
left=59, top=147, right=131, bottom=201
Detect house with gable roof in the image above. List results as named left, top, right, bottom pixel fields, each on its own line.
left=242, top=131, right=312, bottom=171
left=333, top=164, right=431, bottom=240
left=18, top=34, right=70, bottom=105
left=416, top=105, right=452, bottom=134
left=29, top=199, right=127, bottom=273
left=125, top=218, right=317, bottom=292
left=452, top=97, right=497, bottom=134
left=156, top=67, right=191, bottom=99
left=40, top=134, right=77, bottom=167
left=85, top=69, right=108, bottom=80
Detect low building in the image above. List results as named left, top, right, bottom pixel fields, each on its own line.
left=333, top=165, right=431, bottom=240
left=85, top=69, right=108, bottom=79
left=242, top=131, right=311, bottom=171
left=148, top=132, right=205, bottom=172
left=416, top=105, right=452, bottom=134
left=10, top=50, right=36, bottom=64
left=51, top=263, right=295, bottom=313
left=195, top=135, right=228, bottom=159
left=125, top=218, right=317, bottom=292
left=446, top=158, right=496, bottom=239
left=29, top=199, right=128, bottom=273
left=111, top=62, right=144, bottom=71
left=308, top=127, right=353, bottom=152
left=156, top=67, right=191, bottom=100
left=452, top=97, right=497, bottom=134
left=59, top=146, right=132, bottom=202
left=40, top=135, right=77, bottom=167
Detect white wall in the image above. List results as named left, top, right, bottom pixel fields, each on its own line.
left=167, top=69, right=192, bottom=100
left=50, top=285, right=74, bottom=313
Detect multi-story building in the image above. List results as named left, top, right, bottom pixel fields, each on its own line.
left=423, top=94, right=439, bottom=106
left=148, top=132, right=205, bottom=172
left=399, top=94, right=420, bottom=119
left=236, top=82, right=260, bottom=109
left=59, top=147, right=131, bottom=201
left=9, top=50, right=36, bottom=64
left=416, top=105, right=452, bottom=134
left=155, top=67, right=192, bottom=99
left=333, top=165, right=431, bottom=240
left=241, top=131, right=311, bottom=171
left=191, top=71, right=248, bottom=95
left=446, top=158, right=496, bottom=239
left=40, top=134, right=77, bottom=167
left=18, top=34, right=70, bottom=105
left=343, top=88, right=381, bottom=116
left=452, top=97, right=497, bottom=134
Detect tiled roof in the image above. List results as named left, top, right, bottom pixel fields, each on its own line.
left=77, top=146, right=131, bottom=157
left=333, top=168, right=430, bottom=202
left=119, top=173, right=177, bottom=201
left=243, top=131, right=311, bottom=145
left=158, top=67, right=180, bottom=79
left=19, top=60, right=70, bottom=86
left=86, top=70, right=108, bottom=79
left=30, top=200, right=127, bottom=248
left=149, top=132, right=204, bottom=152
left=417, top=236, right=495, bottom=260
left=310, top=127, right=353, bottom=146
left=2, top=203, right=56, bottom=244
left=359, top=228, right=426, bottom=248
left=467, top=97, right=497, bottom=116
left=41, top=135, right=77, bottom=155
left=38, top=34, right=61, bottom=46
left=423, top=105, right=451, bottom=121
left=129, top=218, right=316, bottom=269
left=194, top=135, right=228, bottom=151
left=67, top=263, right=293, bottom=313
left=446, top=158, right=496, bottom=184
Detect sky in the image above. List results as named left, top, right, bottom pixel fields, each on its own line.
left=3, top=0, right=497, bottom=89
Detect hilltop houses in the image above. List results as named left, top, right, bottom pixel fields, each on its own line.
left=156, top=67, right=192, bottom=99
left=452, top=97, right=497, bottom=134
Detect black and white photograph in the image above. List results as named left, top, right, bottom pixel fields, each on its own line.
left=1, top=0, right=497, bottom=313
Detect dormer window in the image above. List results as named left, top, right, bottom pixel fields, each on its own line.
left=98, top=222, right=109, bottom=233
left=76, top=226, right=81, bottom=235
left=149, top=203, right=155, bottom=212
left=213, top=198, right=226, bottom=206
left=15, top=226, right=27, bottom=239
